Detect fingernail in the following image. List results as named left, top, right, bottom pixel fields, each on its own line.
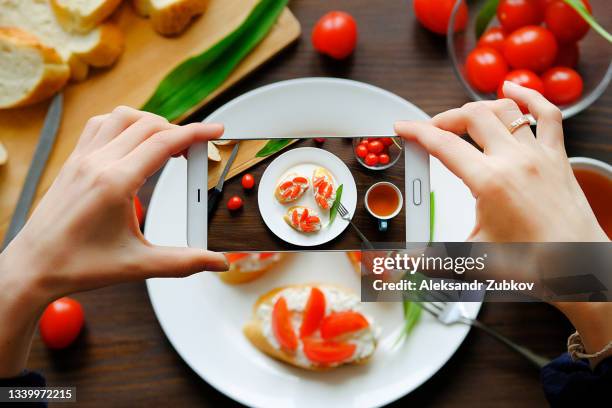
left=504, top=80, right=519, bottom=89
left=206, top=123, right=224, bottom=133
left=204, top=251, right=230, bottom=271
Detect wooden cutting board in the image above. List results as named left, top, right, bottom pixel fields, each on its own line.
left=0, top=1, right=300, bottom=238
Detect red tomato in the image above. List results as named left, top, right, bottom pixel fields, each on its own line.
left=553, top=42, right=579, bottom=68
left=536, top=0, right=556, bottom=14
left=364, top=153, right=379, bottom=167
left=413, top=0, right=468, bottom=35
left=312, top=11, right=357, bottom=59
left=355, top=144, right=368, bottom=158
left=39, top=297, right=84, bottom=349
left=299, top=288, right=326, bottom=338
left=466, top=47, right=509, bottom=93
left=545, top=0, right=591, bottom=44
left=541, top=67, right=583, bottom=105
left=497, top=69, right=544, bottom=98
left=366, top=140, right=384, bottom=154
left=241, top=173, right=255, bottom=189
left=227, top=196, right=243, bottom=211
left=477, top=27, right=506, bottom=53
left=314, top=138, right=326, bottom=143
left=380, top=137, right=394, bottom=146
left=378, top=153, right=391, bottom=165
left=272, top=297, right=298, bottom=351
left=497, top=0, right=542, bottom=33
left=320, top=311, right=369, bottom=340
left=504, top=26, right=558, bottom=72
left=302, top=338, right=356, bottom=364
left=134, top=196, right=144, bottom=227
left=225, top=253, right=249, bottom=264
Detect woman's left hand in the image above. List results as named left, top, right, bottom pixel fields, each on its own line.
left=0, top=107, right=228, bottom=376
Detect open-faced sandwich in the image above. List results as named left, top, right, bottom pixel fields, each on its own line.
left=244, top=284, right=377, bottom=370
left=347, top=252, right=362, bottom=275
left=312, top=167, right=336, bottom=210
left=274, top=173, right=309, bottom=204
left=219, top=253, right=283, bottom=285
left=284, top=206, right=321, bottom=233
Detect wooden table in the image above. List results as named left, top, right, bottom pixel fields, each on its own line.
left=27, top=1, right=611, bottom=406
left=208, top=138, right=407, bottom=252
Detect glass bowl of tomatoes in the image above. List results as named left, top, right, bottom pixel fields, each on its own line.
left=353, top=137, right=404, bottom=170
left=447, top=0, right=612, bottom=120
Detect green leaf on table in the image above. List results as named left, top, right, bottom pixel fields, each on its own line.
left=563, top=0, right=612, bottom=43
left=430, top=191, right=435, bottom=243
left=255, top=139, right=294, bottom=157
left=328, top=184, right=344, bottom=225
left=142, top=0, right=289, bottom=121
left=475, top=0, right=499, bottom=39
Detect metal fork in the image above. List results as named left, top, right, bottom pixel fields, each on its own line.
left=418, top=296, right=551, bottom=369
left=337, top=202, right=374, bottom=249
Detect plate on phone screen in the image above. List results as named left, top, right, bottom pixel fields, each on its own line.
left=258, top=147, right=358, bottom=246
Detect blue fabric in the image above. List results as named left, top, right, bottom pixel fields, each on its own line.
left=541, top=353, right=611, bottom=407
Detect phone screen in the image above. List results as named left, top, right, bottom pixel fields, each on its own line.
left=207, top=137, right=408, bottom=252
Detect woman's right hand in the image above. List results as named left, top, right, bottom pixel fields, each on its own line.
left=395, top=81, right=607, bottom=243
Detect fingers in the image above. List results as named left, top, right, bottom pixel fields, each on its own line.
left=394, top=120, right=485, bottom=189
left=102, top=115, right=175, bottom=159
left=117, top=123, right=224, bottom=185
left=89, top=106, right=156, bottom=149
left=501, top=81, right=564, bottom=150
left=73, top=114, right=108, bottom=154
left=141, top=246, right=229, bottom=278
left=431, top=102, right=514, bottom=153
left=478, top=99, right=537, bottom=145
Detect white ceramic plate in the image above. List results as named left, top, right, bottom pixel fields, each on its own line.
left=258, top=147, right=357, bottom=247
left=146, top=78, right=478, bottom=408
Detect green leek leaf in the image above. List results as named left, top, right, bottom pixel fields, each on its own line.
left=328, top=184, right=344, bottom=225
left=255, top=138, right=294, bottom=157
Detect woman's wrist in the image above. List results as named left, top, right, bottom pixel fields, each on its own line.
left=0, top=241, right=53, bottom=377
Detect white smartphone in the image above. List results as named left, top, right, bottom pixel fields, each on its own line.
left=187, top=136, right=430, bottom=252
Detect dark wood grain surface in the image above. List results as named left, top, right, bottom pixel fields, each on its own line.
left=208, top=137, right=407, bottom=251
left=27, top=0, right=611, bottom=406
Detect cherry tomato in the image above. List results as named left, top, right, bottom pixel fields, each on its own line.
left=413, top=0, right=468, bottom=35
left=303, top=338, right=356, bottom=364
left=134, top=196, right=145, bottom=227
left=314, top=138, right=326, bottom=143
left=272, top=297, right=298, bottom=351
left=355, top=144, right=368, bottom=158
left=299, top=288, right=326, bottom=338
left=225, top=253, right=249, bottom=264
left=364, top=153, right=379, bottom=167
left=553, top=42, right=579, bottom=68
left=380, top=137, right=394, bottom=147
left=227, top=196, right=243, bottom=211
left=39, top=297, right=84, bottom=349
left=545, top=0, right=591, bottom=44
left=312, top=11, right=357, bottom=59
left=466, top=47, right=509, bottom=93
left=497, top=0, right=542, bottom=33
left=497, top=69, right=544, bottom=99
left=320, top=311, right=369, bottom=340
left=504, top=26, right=558, bottom=72
left=536, top=0, right=556, bottom=14
left=241, top=173, right=255, bottom=189
left=477, top=27, right=506, bottom=53
left=378, top=153, right=391, bottom=165
left=366, top=140, right=384, bottom=154
left=541, top=67, right=583, bottom=105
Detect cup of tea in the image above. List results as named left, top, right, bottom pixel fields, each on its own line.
left=364, top=182, right=403, bottom=232
left=569, top=157, right=612, bottom=239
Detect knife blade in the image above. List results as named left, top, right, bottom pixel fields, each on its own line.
left=208, top=142, right=240, bottom=219
left=2, top=93, right=63, bottom=250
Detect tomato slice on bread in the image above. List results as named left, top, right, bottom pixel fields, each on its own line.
left=302, top=338, right=356, bottom=364
left=272, top=297, right=298, bottom=351
left=299, top=288, right=326, bottom=338
left=320, top=311, right=369, bottom=340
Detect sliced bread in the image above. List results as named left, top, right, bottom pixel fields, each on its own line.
left=50, top=0, right=123, bottom=33
left=133, top=0, right=209, bottom=36
left=0, top=0, right=124, bottom=80
left=0, top=27, right=70, bottom=109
